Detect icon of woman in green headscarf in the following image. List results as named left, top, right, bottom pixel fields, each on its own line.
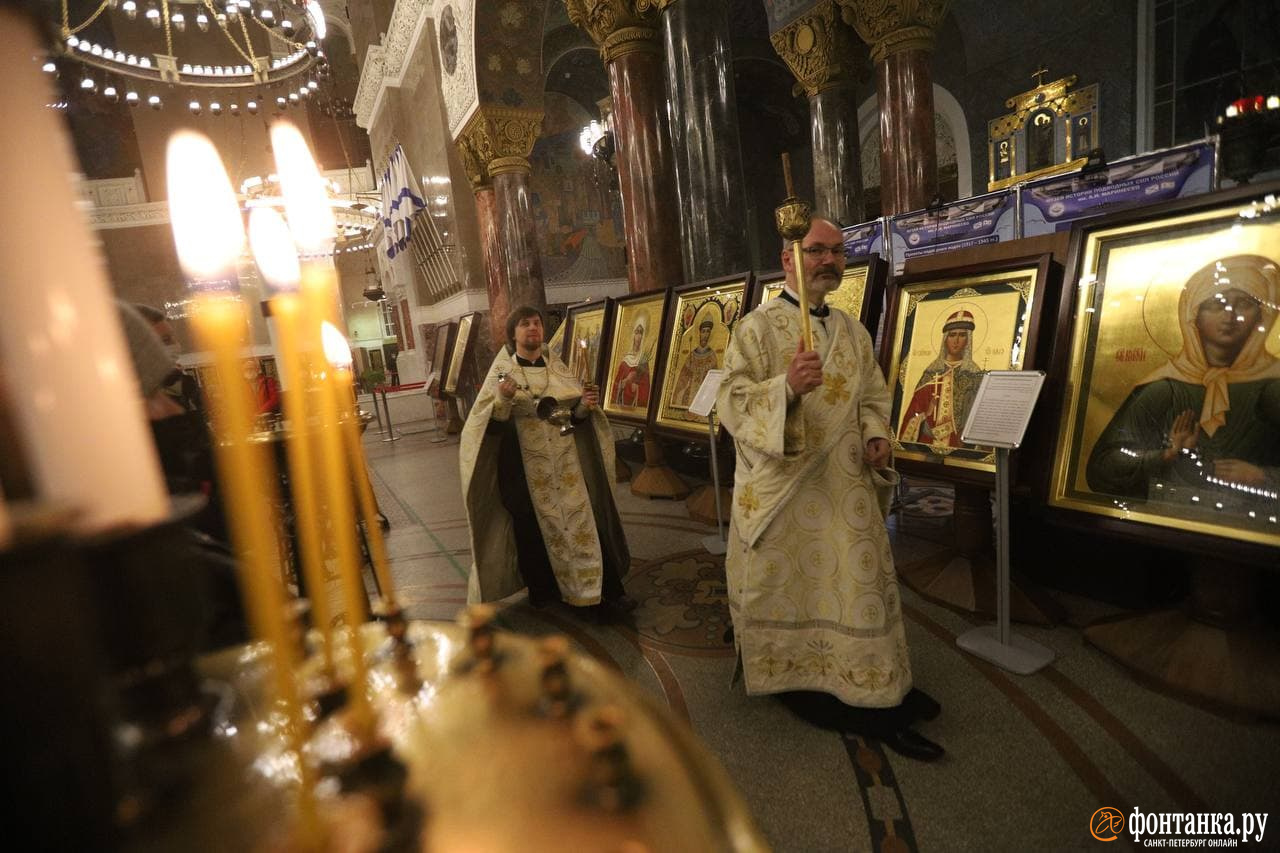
left=1086, top=254, right=1280, bottom=500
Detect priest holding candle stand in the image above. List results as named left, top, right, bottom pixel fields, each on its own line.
left=460, top=305, right=635, bottom=622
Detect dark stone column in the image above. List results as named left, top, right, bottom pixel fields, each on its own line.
left=473, top=185, right=509, bottom=345
left=607, top=46, right=684, bottom=293
left=840, top=0, right=949, bottom=216
left=491, top=161, right=546, bottom=312
left=810, top=81, right=864, bottom=224
left=772, top=2, right=868, bottom=225
left=568, top=1, right=682, bottom=294
left=661, top=0, right=750, bottom=280
left=456, top=106, right=545, bottom=318
left=874, top=46, right=936, bottom=214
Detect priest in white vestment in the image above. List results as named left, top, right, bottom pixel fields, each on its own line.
left=461, top=306, right=633, bottom=620
left=717, top=217, right=944, bottom=761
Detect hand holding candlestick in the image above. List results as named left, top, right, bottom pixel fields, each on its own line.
left=774, top=152, right=813, bottom=350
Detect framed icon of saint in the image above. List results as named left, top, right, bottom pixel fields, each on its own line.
left=652, top=274, right=752, bottom=438
left=882, top=254, right=1056, bottom=474
left=601, top=291, right=667, bottom=427
left=1046, top=184, right=1280, bottom=551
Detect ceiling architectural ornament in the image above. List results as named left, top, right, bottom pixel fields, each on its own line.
left=353, top=44, right=386, bottom=128
left=439, top=1, right=479, bottom=139
left=564, top=0, right=660, bottom=63
left=353, top=0, right=436, bottom=130
left=634, top=0, right=678, bottom=12
left=457, top=106, right=544, bottom=183
left=85, top=202, right=172, bottom=230
left=770, top=0, right=863, bottom=97
left=381, top=0, right=432, bottom=89
left=837, top=0, right=950, bottom=64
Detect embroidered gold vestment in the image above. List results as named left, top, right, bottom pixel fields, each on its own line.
left=717, top=297, right=911, bottom=708
left=460, top=347, right=618, bottom=606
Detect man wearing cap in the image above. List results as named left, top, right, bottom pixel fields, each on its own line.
left=899, top=307, right=984, bottom=449
left=716, top=216, right=943, bottom=762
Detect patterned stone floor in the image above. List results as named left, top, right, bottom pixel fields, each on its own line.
left=355, top=420, right=1280, bottom=852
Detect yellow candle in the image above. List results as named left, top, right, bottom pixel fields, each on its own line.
left=273, top=122, right=373, bottom=734
left=322, top=322, right=396, bottom=609
left=249, top=208, right=335, bottom=672
left=167, top=132, right=318, bottom=842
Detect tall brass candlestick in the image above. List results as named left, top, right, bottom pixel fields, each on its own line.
left=774, top=153, right=813, bottom=350
left=168, top=132, right=319, bottom=845
left=249, top=208, right=335, bottom=672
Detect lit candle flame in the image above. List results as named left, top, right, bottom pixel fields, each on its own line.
left=167, top=131, right=244, bottom=283
left=270, top=121, right=335, bottom=258
left=321, top=320, right=352, bottom=369
left=248, top=207, right=300, bottom=292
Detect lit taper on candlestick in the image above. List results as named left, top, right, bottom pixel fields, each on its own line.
left=272, top=120, right=374, bottom=734
left=249, top=206, right=336, bottom=673
left=167, top=130, right=319, bottom=844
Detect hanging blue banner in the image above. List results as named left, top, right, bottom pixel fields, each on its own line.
left=1020, top=140, right=1216, bottom=236
left=842, top=218, right=885, bottom=260
left=888, top=191, right=1018, bottom=273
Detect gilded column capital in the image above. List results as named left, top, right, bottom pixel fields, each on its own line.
left=565, top=0, right=661, bottom=63
left=457, top=105, right=544, bottom=185
left=456, top=133, right=489, bottom=189
left=771, top=0, right=866, bottom=97
left=837, top=0, right=950, bottom=63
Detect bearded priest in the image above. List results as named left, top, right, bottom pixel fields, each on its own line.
left=717, top=216, right=944, bottom=761
left=460, top=305, right=634, bottom=622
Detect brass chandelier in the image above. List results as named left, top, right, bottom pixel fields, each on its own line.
left=48, top=0, right=330, bottom=113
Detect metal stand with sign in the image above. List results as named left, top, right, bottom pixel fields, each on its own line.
left=688, top=370, right=728, bottom=556
left=954, top=370, right=1055, bottom=675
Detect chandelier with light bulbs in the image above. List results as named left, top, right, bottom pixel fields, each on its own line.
left=47, top=0, right=332, bottom=114
left=240, top=172, right=381, bottom=253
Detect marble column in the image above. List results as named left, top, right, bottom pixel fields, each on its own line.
left=491, top=160, right=546, bottom=313
left=874, top=46, right=936, bottom=214
left=773, top=1, right=867, bottom=225
left=660, top=0, right=750, bottom=281
left=456, top=106, right=545, bottom=324
left=840, top=0, right=950, bottom=216
left=568, top=0, right=682, bottom=294
left=473, top=185, right=509, bottom=345
left=810, top=81, right=863, bottom=224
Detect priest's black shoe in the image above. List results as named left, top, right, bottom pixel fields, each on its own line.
left=903, top=688, right=942, bottom=723
left=610, top=594, right=639, bottom=614
left=881, top=727, right=945, bottom=762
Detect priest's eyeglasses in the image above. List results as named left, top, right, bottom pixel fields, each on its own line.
left=800, top=245, right=844, bottom=259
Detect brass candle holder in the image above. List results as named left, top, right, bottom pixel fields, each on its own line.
left=774, top=153, right=814, bottom=350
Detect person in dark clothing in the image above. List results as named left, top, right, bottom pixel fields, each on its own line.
left=459, top=306, right=634, bottom=621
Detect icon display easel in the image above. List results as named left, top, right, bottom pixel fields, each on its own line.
left=425, top=372, right=447, bottom=444
left=954, top=370, right=1055, bottom=675
left=687, top=370, right=727, bottom=556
